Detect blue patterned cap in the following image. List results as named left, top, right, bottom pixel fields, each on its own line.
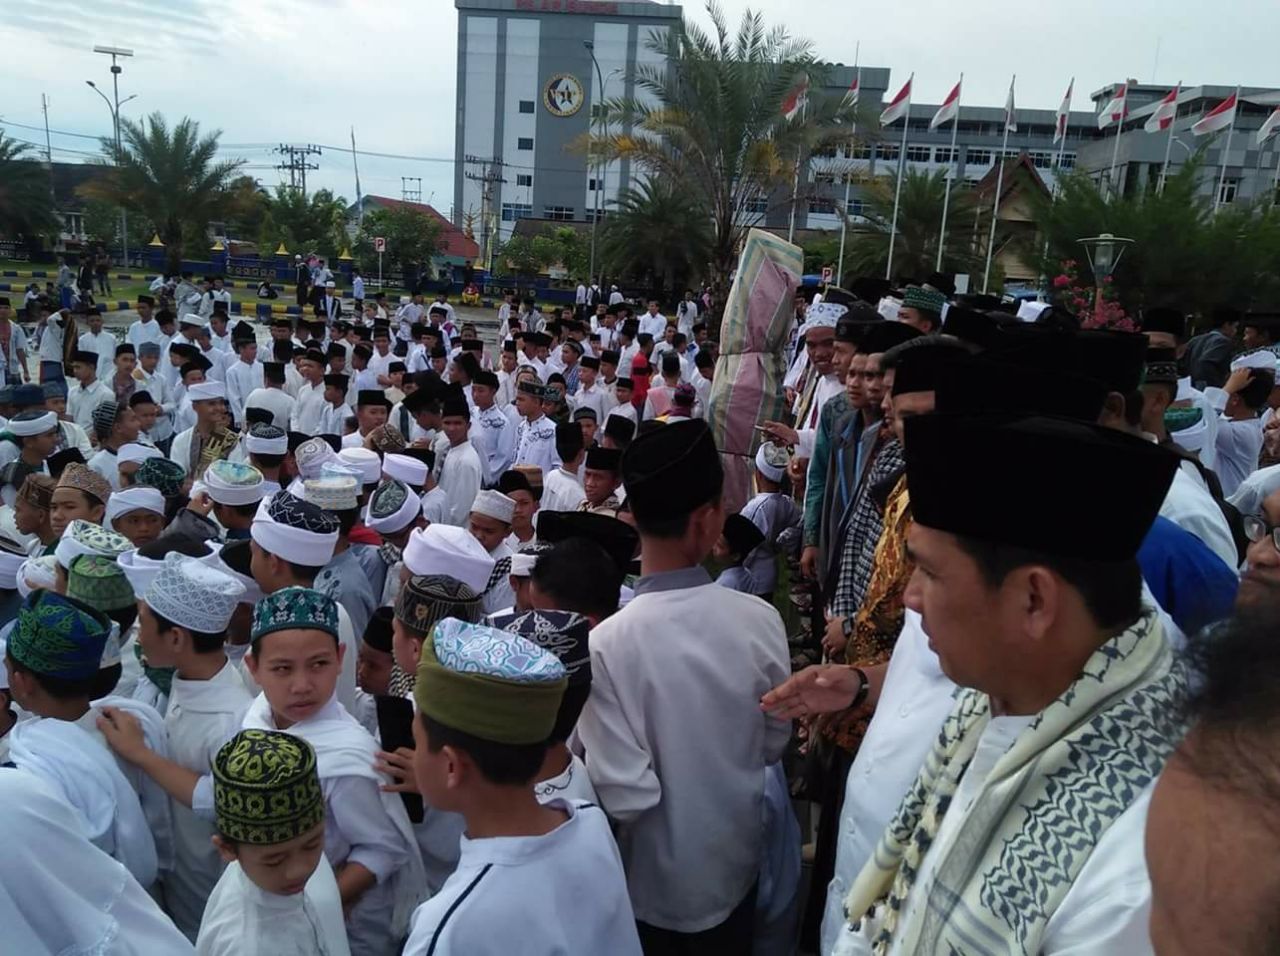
left=432, top=618, right=566, bottom=683
left=251, top=586, right=340, bottom=644
left=8, top=589, right=112, bottom=680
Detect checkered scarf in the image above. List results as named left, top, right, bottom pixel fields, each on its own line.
left=830, top=435, right=904, bottom=618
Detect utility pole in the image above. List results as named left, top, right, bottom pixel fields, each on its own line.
left=401, top=177, right=423, bottom=203
left=274, top=144, right=321, bottom=195
left=464, top=155, right=506, bottom=277
left=41, top=94, right=53, bottom=164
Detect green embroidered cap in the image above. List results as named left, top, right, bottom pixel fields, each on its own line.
left=901, top=285, right=948, bottom=315
left=9, top=589, right=112, bottom=680
left=212, top=729, right=325, bottom=845
left=135, top=457, right=187, bottom=498
left=66, top=554, right=136, bottom=612
left=251, top=586, right=339, bottom=644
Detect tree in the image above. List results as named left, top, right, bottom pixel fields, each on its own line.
left=0, top=131, right=58, bottom=240
left=589, top=2, right=866, bottom=290
left=80, top=197, right=150, bottom=250
left=221, top=175, right=271, bottom=243
left=351, top=205, right=445, bottom=277
left=496, top=234, right=549, bottom=281
left=85, top=113, right=243, bottom=273
left=842, top=167, right=980, bottom=282
left=600, top=178, right=712, bottom=297
left=260, top=186, right=351, bottom=261
left=1030, top=156, right=1280, bottom=317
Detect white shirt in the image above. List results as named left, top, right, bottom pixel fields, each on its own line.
left=420, top=486, right=449, bottom=525
left=572, top=382, right=612, bottom=424
left=534, top=753, right=598, bottom=806
left=196, top=857, right=349, bottom=956
left=318, top=403, right=352, bottom=438
left=1160, top=465, right=1237, bottom=569
left=38, top=313, right=69, bottom=363
left=470, top=403, right=516, bottom=486
left=67, top=378, right=113, bottom=434
left=541, top=467, right=586, bottom=513
left=438, top=440, right=484, bottom=526
left=403, top=800, right=641, bottom=956
left=675, top=300, right=699, bottom=336
left=243, top=387, right=296, bottom=431
left=578, top=569, right=791, bottom=931
left=609, top=290, right=625, bottom=306
left=639, top=311, right=667, bottom=339
left=290, top=381, right=326, bottom=434
left=352, top=276, right=365, bottom=300
left=794, top=372, right=844, bottom=459
left=79, top=329, right=117, bottom=380
left=575, top=283, right=588, bottom=305
left=125, top=317, right=169, bottom=353
left=88, top=447, right=120, bottom=491
left=165, top=660, right=254, bottom=938
left=514, top=415, right=560, bottom=478
left=223, top=359, right=264, bottom=425
left=1213, top=415, right=1264, bottom=499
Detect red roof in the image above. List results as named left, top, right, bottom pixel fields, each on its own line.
left=361, top=196, right=480, bottom=260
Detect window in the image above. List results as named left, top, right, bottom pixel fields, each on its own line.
left=812, top=172, right=839, bottom=185
left=588, top=208, right=608, bottom=223
left=808, top=198, right=836, bottom=215
left=518, top=100, right=535, bottom=114
left=848, top=143, right=872, bottom=160
left=517, top=137, right=534, bottom=151
left=1219, top=177, right=1239, bottom=205
left=544, top=205, right=575, bottom=221
left=846, top=199, right=866, bottom=218
left=812, top=144, right=839, bottom=159
left=1059, top=153, right=1076, bottom=170
left=587, top=177, right=602, bottom=191
left=934, top=147, right=955, bottom=164
left=743, top=197, right=769, bottom=215
left=876, top=143, right=899, bottom=161
left=516, top=174, right=533, bottom=187
left=1029, top=151, right=1054, bottom=169
left=906, top=146, right=932, bottom=163
left=501, top=203, right=532, bottom=222
left=966, top=148, right=991, bottom=165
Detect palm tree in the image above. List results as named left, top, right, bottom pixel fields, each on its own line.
left=0, top=131, right=58, bottom=239
left=844, top=167, right=980, bottom=282
left=590, top=2, right=866, bottom=290
left=600, top=178, right=712, bottom=298
left=86, top=113, right=243, bottom=272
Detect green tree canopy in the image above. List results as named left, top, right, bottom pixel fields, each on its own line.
left=259, top=186, right=351, bottom=262
left=600, top=178, right=712, bottom=297
left=351, top=204, right=445, bottom=277
left=842, top=167, right=980, bottom=282
left=85, top=113, right=243, bottom=272
left=0, top=131, right=58, bottom=240
left=589, top=1, right=866, bottom=290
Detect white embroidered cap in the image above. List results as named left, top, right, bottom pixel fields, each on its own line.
left=143, top=553, right=245, bottom=634
left=470, top=489, right=515, bottom=525
left=402, top=524, right=495, bottom=592
left=382, top=452, right=428, bottom=487
left=186, top=382, right=227, bottom=402
left=118, top=443, right=163, bottom=465
left=338, top=448, right=382, bottom=486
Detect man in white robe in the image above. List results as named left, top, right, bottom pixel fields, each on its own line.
left=468, top=370, right=516, bottom=486
left=436, top=390, right=484, bottom=526
left=223, top=332, right=264, bottom=429
left=513, top=381, right=560, bottom=478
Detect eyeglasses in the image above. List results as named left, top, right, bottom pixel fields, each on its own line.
left=1243, top=515, right=1280, bottom=551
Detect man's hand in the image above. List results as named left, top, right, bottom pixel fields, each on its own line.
left=760, top=664, right=864, bottom=721
left=374, top=747, right=420, bottom=794
left=762, top=420, right=799, bottom=448
left=787, top=455, right=809, bottom=484
left=800, top=545, right=819, bottom=580
left=98, top=706, right=149, bottom=763
left=1225, top=367, right=1254, bottom=394
left=784, top=386, right=797, bottom=407
left=822, top=616, right=849, bottom=659
left=186, top=490, right=215, bottom=517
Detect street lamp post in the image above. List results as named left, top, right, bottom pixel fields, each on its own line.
left=583, top=41, right=613, bottom=291
left=90, top=45, right=134, bottom=269
left=1077, top=232, right=1133, bottom=319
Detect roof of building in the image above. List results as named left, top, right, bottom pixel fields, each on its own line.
left=49, top=162, right=111, bottom=210
left=454, top=0, right=682, bottom=17
left=353, top=195, right=480, bottom=260
left=972, top=153, right=1051, bottom=205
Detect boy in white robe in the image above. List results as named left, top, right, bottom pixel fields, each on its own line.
left=242, top=587, right=427, bottom=956
left=403, top=617, right=641, bottom=955
left=713, top=513, right=767, bottom=595
left=541, top=422, right=588, bottom=512
left=199, top=729, right=349, bottom=956
left=98, top=554, right=254, bottom=940
left=436, top=387, right=484, bottom=526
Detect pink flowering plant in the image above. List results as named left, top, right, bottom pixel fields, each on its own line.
left=1051, top=259, right=1135, bottom=331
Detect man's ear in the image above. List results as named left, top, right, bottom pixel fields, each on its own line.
left=211, top=835, right=238, bottom=864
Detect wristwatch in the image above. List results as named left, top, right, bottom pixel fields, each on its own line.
left=850, top=667, right=870, bottom=709
left=841, top=616, right=854, bottom=638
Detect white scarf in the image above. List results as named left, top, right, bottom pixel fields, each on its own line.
left=242, top=693, right=429, bottom=937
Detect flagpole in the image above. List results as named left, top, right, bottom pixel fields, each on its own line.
left=982, top=75, right=1013, bottom=294
left=1273, top=140, right=1280, bottom=204
left=1108, top=103, right=1124, bottom=200
left=836, top=46, right=860, bottom=287
left=1038, top=82, right=1071, bottom=299
left=1213, top=86, right=1244, bottom=216
left=1158, top=83, right=1180, bottom=195
left=935, top=73, right=962, bottom=271
left=787, top=75, right=808, bottom=244
left=885, top=73, right=913, bottom=282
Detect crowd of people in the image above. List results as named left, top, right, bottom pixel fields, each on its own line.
left=0, top=261, right=1274, bottom=956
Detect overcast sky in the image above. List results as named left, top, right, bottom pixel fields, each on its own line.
left=3, top=0, right=1278, bottom=222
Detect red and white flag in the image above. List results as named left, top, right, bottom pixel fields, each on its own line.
left=930, top=80, right=961, bottom=130
left=782, top=75, right=809, bottom=122
left=1192, top=90, right=1238, bottom=136
left=1002, top=80, right=1017, bottom=133
left=1258, top=106, right=1280, bottom=145
left=1144, top=85, right=1180, bottom=133
left=843, top=69, right=860, bottom=109
left=1053, top=79, right=1073, bottom=144
left=1097, top=83, right=1128, bottom=130
left=880, top=76, right=912, bottom=127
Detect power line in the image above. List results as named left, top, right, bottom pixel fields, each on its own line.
left=464, top=155, right=506, bottom=275
left=401, top=176, right=422, bottom=202
left=274, top=143, right=321, bottom=194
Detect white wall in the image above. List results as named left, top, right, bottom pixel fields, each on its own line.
left=461, top=16, right=498, bottom=230
left=585, top=21, right=629, bottom=220
left=500, top=18, right=540, bottom=242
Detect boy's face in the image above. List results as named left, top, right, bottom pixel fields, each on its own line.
left=391, top=618, right=422, bottom=677
left=468, top=512, right=509, bottom=553
left=356, top=642, right=393, bottom=697
left=217, top=820, right=326, bottom=897
left=471, top=383, right=494, bottom=408
left=412, top=714, right=460, bottom=813
left=47, top=395, right=67, bottom=417
left=140, top=353, right=158, bottom=373
left=136, top=601, right=177, bottom=668
left=115, top=354, right=136, bottom=377
left=115, top=509, right=163, bottom=547
left=246, top=628, right=345, bottom=727
left=431, top=356, right=448, bottom=375
left=324, top=385, right=344, bottom=405
left=13, top=495, right=47, bottom=535
left=73, top=360, right=94, bottom=382
left=580, top=366, right=597, bottom=389
left=132, top=401, right=158, bottom=433
left=441, top=414, right=469, bottom=447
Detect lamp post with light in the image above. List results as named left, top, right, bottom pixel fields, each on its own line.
left=88, top=45, right=135, bottom=268
left=1077, top=232, right=1133, bottom=319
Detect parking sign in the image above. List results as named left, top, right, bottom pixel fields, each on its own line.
left=821, top=266, right=833, bottom=284
left=374, top=237, right=387, bottom=253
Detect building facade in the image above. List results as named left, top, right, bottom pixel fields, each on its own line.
left=453, top=0, right=682, bottom=256
left=1076, top=83, right=1280, bottom=206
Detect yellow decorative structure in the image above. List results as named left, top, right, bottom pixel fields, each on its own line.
left=275, top=242, right=289, bottom=256
left=338, top=247, right=352, bottom=261
left=211, top=240, right=225, bottom=252
left=148, top=233, right=164, bottom=247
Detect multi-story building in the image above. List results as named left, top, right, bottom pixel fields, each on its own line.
left=453, top=0, right=682, bottom=253
left=1076, top=83, right=1280, bottom=206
